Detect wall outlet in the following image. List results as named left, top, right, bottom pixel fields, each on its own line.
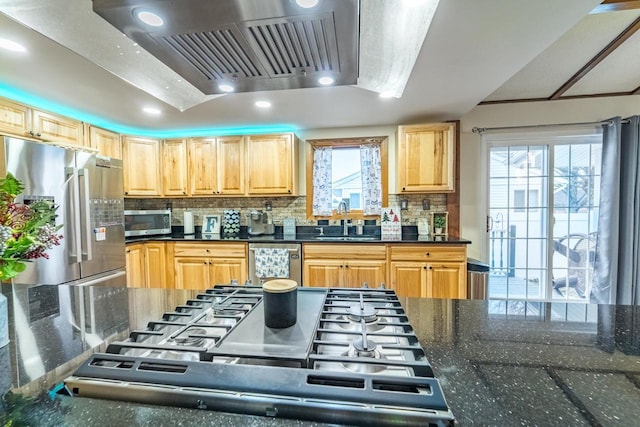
left=422, top=199, right=430, bottom=210
left=400, top=199, right=408, bottom=210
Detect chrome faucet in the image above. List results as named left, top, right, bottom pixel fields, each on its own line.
left=337, top=200, right=349, bottom=235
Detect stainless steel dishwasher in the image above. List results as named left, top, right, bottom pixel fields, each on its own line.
left=248, top=243, right=302, bottom=285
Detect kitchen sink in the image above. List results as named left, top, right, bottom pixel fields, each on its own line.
left=313, top=236, right=379, bottom=241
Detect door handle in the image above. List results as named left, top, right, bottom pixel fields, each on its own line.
left=78, top=168, right=92, bottom=261
left=66, top=167, right=82, bottom=264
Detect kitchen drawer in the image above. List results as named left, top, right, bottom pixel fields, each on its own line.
left=173, top=242, right=247, bottom=258
left=303, top=244, right=387, bottom=260
left=389, top=245, right=466, bottom=262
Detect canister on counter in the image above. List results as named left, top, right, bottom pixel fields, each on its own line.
left=262, top=279, right=298, bottom=328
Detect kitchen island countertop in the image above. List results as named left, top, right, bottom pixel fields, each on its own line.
left=2, top=284, right=640, bottom=425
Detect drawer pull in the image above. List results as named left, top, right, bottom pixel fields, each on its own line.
left=426, top=252, right=430, bottom=256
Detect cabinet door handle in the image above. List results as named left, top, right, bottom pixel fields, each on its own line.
left=203, top=261, right=207, bottom=265
left=345, top=265, right=349, bottom=269
left=429, top=266, right=433, bottom=270
left=426, top=252, right=430, bottom=256
left=423, top=265, right=427, bottom=270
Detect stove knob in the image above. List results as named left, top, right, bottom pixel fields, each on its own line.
left=379, top=282, right=386, bottom=289
left=362, top=282, right=369, bottom=288
left=230, top=279, right=239, bottom=286
left=245, top=279, right=252, bottom=286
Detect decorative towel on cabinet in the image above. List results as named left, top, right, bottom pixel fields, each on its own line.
left=254, top=248, right=290, bottom=279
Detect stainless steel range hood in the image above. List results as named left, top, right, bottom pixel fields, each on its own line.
left=92, top=0, right=359, bottom=95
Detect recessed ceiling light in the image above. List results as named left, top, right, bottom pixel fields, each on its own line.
left=143, top=107, right=161, bottom=115
left=318, top=76, right=334, bottom=85
left=255, top=101, right=272, bottom=108
left=136, top=10, right=164, bottom=27
left=0, top=38, right=26, bottom=52
left=296, top=0, right=319, bottom=8
left=379, top=91, right=396, bottom=99
left=219, top=84, right=235, bottom=93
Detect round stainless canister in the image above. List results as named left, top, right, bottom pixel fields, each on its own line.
left=262, top=279, right=298, bottom=328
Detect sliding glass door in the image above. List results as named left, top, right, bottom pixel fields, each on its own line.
left=486, top=129, right=602, bottom=301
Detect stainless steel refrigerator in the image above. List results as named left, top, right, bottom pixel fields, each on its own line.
left=2, top=137, right=126, bottom=287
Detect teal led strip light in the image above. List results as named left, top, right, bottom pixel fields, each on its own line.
left=0, top=83, right=297, bottom=137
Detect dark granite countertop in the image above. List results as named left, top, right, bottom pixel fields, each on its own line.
left=126, top=230, right=472, bottom=245
left=2, top=284, right=640, bottom=425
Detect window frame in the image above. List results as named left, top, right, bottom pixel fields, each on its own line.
left=305, top=136, right=388, bottom=220
left=483, top=127, right=603, bottom=302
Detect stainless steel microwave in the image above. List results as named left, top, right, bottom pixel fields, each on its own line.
left=124, top=210, right=172, bottom=237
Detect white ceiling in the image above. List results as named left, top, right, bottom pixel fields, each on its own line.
left=0, top=0, right=614, bottom=137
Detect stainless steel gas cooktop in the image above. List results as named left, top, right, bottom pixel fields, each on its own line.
left=63, top=286, right=454, bottom=426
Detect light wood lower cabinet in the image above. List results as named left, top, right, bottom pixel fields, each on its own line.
left=125, top=243, right=145, bottom=287
left=389, top=245, right=467, bottom=298
left=145, top=242, right=168, bottom=288
left=172, top=242, right=247, bottom=290
left=125, top=242, right=167, bottom=288
left=126, top=241, right=468, bottom=297
left=303, top=244, right=386, bottom=288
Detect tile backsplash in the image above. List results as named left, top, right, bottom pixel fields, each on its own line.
left=124, top=194, right=447, bottom=228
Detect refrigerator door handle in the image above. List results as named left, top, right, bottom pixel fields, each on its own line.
left=73, top=269, right=126, bottom=287
left=66, top=167, right=82, bottom=264
left=78, top=168, right=93, bottom=261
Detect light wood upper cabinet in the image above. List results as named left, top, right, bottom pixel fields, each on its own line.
left=0, top=97, right=84, bottom=147
left=163, top=139, right=188, bottom=196
left=188, top=136, right=244, bottom=196
left=123, top=136, right=162, bottom=196
left=303, top=244, right=386, bottom=288
left=32, top=110, right=84, bottom=147
left=87, top=125, right=121, bottom=159
left=397, top=123, right=455, bottom=193
left=247, top=133, right=297, bottom=195
left=0, top=98, right=30, bottom=136
left=188, top=138, right=218, bottom=195
left=217, top=136, right=245, bottom=194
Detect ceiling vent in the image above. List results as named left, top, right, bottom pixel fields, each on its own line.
left=92, top=0, right=359, bottom=95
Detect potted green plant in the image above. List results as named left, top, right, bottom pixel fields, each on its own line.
left=0, top=173, right=62, bottom=280
left=433, top=214, right=446, bottom=235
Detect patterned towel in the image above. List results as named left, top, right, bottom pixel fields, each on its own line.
left=254, top=248, right=290, bottom=279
